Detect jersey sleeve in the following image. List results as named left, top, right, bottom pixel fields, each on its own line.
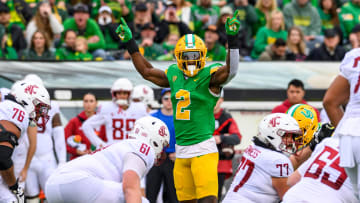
left=339, top=49, right=358, bottom=80
left=128, top=140, right=155, bottom=171
left=267, top=155, right=294, bottom=178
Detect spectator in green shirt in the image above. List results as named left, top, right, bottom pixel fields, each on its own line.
left=254, top=0, right=278, bottom=35
left=318, top=0, right=339, bottom=33
left=20, top=30, right=55, bottom=60
left=251, top=10, right=287, bottom=59
left=339, top=0, right=360, bottom=38
left=0, top=24, right=17, bottom=59
left=156, top=33, right=179, bottom=61
left=204, top=25, right=227, bottom=61
left=0, top=3, right=27, bottom=53
left=283, top=0, right=322, bottom=50
left=56, top=29, right=77, bottom=60
left=124, top=23, right=165, bottom=60
left=190, top=0, right=220, bottom=38
left=74, top=37, right=93, bottom=61
left=91, top=0, right=132, bottom=23
left=61, top=3, right=106, bottom=59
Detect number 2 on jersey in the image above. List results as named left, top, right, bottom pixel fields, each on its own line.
left=233, top=156, right=255, bottom=192
left=175, top=89, right=191, bottom=120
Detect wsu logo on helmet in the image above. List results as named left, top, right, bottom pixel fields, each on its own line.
left=159, top=126, right=167, bottom=137
left=269, top=116, right=281, bottom=127
left=24, top=85, right=39, bottom=95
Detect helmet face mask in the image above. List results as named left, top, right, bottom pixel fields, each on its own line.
left=175, top=34, right=207, bottom=77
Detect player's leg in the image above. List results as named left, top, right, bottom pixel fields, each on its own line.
left=173, top=158, right=196, bottom=202
left=38, top=154, right=58, bottom=195
left=192, top=152, right=219, bottom=203
left=25, top=161, right=40, bottom=202
left=145, top=165, right=163, bottom=202
left=217, top=173, right=226, bottom=201
left=162, top=156, right=178, bottom=203
left=0, top=180, right=17, bottom=203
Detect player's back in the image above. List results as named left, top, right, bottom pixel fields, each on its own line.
left=283, top=138, right=357, bottom=203
left=223, top=144, right=293, bottom=203
left=35, top=100, right=60, bottom=156
left=100, top=101, right=147, bottom=144
left=54, top=139, right=155, bottom=182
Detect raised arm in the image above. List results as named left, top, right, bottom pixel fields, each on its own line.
left=116, top=18, right=169, bottom=87
left=210, top=10, right=240, bottom=90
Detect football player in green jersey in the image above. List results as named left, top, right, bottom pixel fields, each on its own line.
left=116, top=11, right=240, bottom=203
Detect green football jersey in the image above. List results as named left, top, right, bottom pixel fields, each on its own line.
left=166, top=63, right=222, bottom=146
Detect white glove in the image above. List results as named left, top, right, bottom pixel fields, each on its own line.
left=9, top=179, right=24, bottom=203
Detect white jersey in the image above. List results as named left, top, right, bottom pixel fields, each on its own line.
left=223, top=144, right=293, bottom=203
left=0, top=99, right=29, bottom=137
left=339, top=48, right=360, bottom=118
left=55, top=139, right=155, bottom=182
left=35, top=100, right=60, bottom=156
left=283, top=138, right=357, bottom=203
left=334, top=48, right=360, bottom=137
left=83, top=101, right=147, bottom=146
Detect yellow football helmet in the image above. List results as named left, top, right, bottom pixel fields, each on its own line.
left=286, top=104, right=319, bottom=150
left=174, top=34, right=207, bottom=77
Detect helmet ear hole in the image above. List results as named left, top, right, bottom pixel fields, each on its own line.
left=267, top=136, right=274, bottom=140
left=153, top=141, right=158, bottom=148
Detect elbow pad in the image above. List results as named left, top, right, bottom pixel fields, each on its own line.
left=0, top=145, right=13, bottom=170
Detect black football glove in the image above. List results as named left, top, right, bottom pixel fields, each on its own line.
left=309, top=123, right=335, bottom=151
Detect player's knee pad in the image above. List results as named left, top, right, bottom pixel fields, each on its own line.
left=0, top=123, right=19, bottom=147
left=0, top=145, right=13, bottom=170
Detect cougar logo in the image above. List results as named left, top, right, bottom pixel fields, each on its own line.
left=24, top=85, right=39, bottom=95
left=159, top=126, right=167, bottom=137
left=300, top=109, right=314, bottom=119
left=269, top=116, right=281, bottom=127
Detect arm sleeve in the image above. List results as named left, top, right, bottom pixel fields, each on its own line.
left=64, top=119, right=77, bottom=156
left=122, top=152, right=147, bottom=179
left=82, top=114, right=107, bottom=147
left=49, top=14, right=64, bottom=34
left=52, top=125, right=66, bottom=164
left=339, top=50, right=354, bottom=80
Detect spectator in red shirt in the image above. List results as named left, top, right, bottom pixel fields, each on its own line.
left=65, top=93, right=105, bottom=160
left=213, top=92, right=242, bottom=200
left=272, top=79, right=320, bottom=119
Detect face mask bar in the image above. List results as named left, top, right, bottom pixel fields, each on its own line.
left=278, top=129, right=303, bottom=155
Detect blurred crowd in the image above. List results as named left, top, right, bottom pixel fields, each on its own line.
left=0, top=0, right=359, bottom=61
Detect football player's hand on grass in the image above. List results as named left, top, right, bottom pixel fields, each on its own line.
left=225, top=10, right=240, bottom=36
left=116, top=17, right=133, bottom=42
